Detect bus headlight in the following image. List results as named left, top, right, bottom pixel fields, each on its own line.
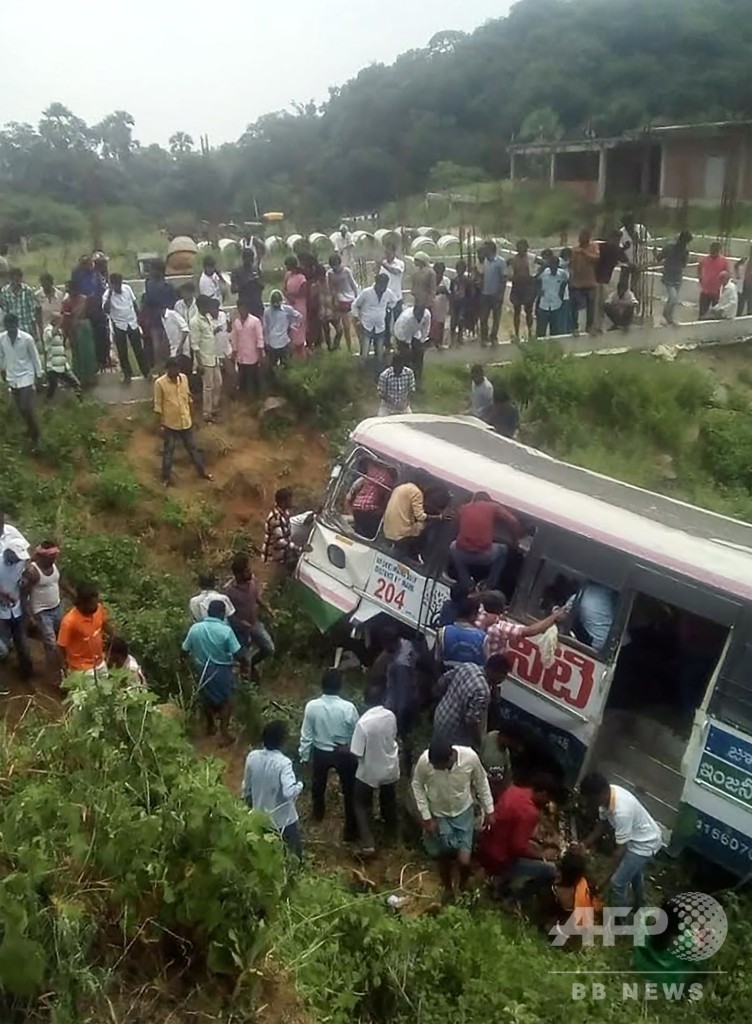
left=327, top=544, right=346, bottom=569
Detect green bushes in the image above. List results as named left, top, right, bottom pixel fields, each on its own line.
left=279, top=874, right=747, bottom=1024
left=276, top=351, right=369, bottom=431
left=699, top=408, right=752, bottom=491
left=90, top=462, right=142, bottom=514
left=0, top=681, right=286, bottom=1022
left=499, top=345, right=713, bottom=460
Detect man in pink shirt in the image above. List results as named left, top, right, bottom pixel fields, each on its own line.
left=230, top=299, right=265, bottom=396
left=698, top=242, right=729, bottom=318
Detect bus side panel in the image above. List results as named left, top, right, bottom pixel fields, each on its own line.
left=677, top=717, right=752, bottom=876
left=498, top=693, right=588, bottom=784
left=296, top=523, right=377, bottom=627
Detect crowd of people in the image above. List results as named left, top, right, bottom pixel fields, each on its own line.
left=1, top=220, right=750, bottom=450
left=0, top=484, right=298, bottom=696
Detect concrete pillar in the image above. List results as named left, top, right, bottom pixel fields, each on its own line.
left=510, top=151, right=516, bottom=185
left=596, top=148, right=607, bottom=202
left=549, top=151, right=556, bottom=188
left=640, top=145, right=651, bottom=195
left=659, top=142, right=667, bottom=203
left=737, top=137, right=746, bottom=202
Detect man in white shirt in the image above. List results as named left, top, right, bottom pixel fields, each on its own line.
left=350, top=704, right=400, bottom=857
left=0, top=312, right=43, bottom=448
left=162, top=307, right=190, bottom=369
left=35, top=273, right=65, bottom=332
left=103, top=273, right=149, bottom=381
left=0, top=537, right=33, bottom=683
left=189, top=572, right=236, bottom=622
left=393, top=303, right=431, bottom=385
left=334, top=224, right=354, bottom=269
left=198, top=256, right=226, bottom=303
left=381, top=242, right=405, bottom=334
left=468, top=363, right=494, bottom=420
left=411, top=738, right=494, bottom=899
left=352, top=273, right=396, bottom=370
left=604, top=281, right=638, bottom=331
left=174, top=282, right=199, bottom=328
left=243, top=720, right=304, bottom=858
left=299, top=668, right=360, bottom=841
left=580, top=772, right=663, bottom=909
left=705, top=271, right=738, bottom=320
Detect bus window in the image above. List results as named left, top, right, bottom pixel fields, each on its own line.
left=329, top=452, right=397, bottom=541
left=529, top=564, right=621, bottom=657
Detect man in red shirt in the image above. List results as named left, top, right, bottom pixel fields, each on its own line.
left=477, top=773, right=560, bottom=894
left=698, top=242, right=729, bottom=318
left=449, top=491, right=521, bottom=590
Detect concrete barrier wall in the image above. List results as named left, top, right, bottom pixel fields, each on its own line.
left=486, top=315, right=752, bottom=364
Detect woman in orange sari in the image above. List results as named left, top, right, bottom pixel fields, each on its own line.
left=283, top=256, right=308, bottom=358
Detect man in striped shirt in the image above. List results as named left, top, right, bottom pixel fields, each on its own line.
left=477, top=592, right=566, bottom=658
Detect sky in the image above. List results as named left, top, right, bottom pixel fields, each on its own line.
left=8, top=0, right=510, bottom=147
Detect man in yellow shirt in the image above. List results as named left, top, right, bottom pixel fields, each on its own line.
left=154, top=357, right=213, bottom=487
left=383, top=481, right=450, bottom=561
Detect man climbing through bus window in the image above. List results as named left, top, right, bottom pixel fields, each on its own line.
left=579, top=772, right=663, bottom=910
left=382, top=480, right=450, bottom=562
left=449, top=492, right=522, bottom=591
left=477, top=592, right=567, bottom=658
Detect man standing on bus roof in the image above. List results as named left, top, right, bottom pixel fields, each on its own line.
left=579, top=772, right=663, bottom=909
left=449, top=492, right=522, bottom=591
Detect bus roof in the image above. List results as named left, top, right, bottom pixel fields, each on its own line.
left=351, top=414, right=752, bottom=601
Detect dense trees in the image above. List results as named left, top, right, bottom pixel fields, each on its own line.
left=1, top=0, right=751, bottom=240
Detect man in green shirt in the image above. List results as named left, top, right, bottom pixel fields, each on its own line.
left=182, top=600, right=240, bottom=741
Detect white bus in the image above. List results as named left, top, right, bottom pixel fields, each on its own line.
left=295, top=413, right=752, bottom=875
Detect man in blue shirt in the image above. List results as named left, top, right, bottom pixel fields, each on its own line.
left=182, top=600, right=240, bottom=742
left=243, top=720, right=304, bottom=858
left=479, top=241, right=507, bottom=346
left=299, top=668, right=360, bottom=841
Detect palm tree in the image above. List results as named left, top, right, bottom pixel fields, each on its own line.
left=169, top=132, right=194, bottom=156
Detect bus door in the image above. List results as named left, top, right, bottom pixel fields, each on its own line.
left=590, top=564, right=740, bottom=828
left=677, top=610, right=752, bottom=876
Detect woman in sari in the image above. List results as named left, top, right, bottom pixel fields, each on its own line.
left=303, top=257, right=327, bottom=351
left=62, top=286, right=98, bottom=387
left=283, top=256, right=308, bottom=358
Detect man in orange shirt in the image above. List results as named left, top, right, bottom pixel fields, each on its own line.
left=57, top=582, right=112, bottom=679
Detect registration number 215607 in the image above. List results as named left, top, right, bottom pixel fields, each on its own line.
left=373, top=577, right=406, bottom=610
